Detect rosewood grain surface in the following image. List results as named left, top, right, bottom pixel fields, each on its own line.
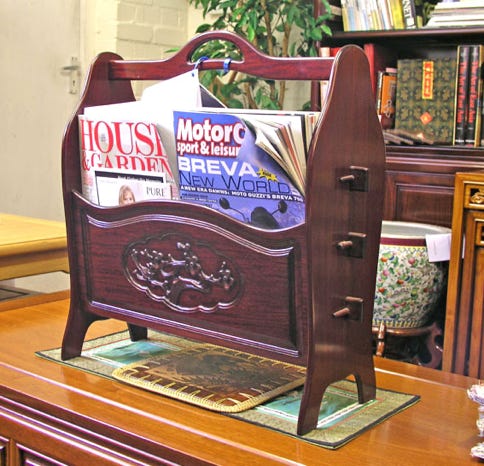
left=60, top=31, right=386, bottom=435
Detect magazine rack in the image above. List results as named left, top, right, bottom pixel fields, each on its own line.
left=61, top=31, right=385, bottom=435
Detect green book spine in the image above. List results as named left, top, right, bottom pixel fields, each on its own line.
left=395, top=54, right=457, bottom=145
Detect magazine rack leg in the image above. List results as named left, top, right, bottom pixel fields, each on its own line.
left=293, top=45, right=383, bottom=435
left=297, top=355, right=376, bottom=435
left=61, top=302, right=100, bottom=360
left=61, top=302, right=147, bottom=359
left=128, top=323, right=148, bottom=341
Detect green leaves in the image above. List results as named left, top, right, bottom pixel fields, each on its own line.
left=188, top=0, right=333, bottom=109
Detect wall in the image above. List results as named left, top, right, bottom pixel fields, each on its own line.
left=80, top=1, right=308, bottom=107
left=81, top=0, right=193, bottom=96
left=0, top=0, right=80, bottom=223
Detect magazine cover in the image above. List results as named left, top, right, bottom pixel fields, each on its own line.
left=173, top=110, right=305, bottom=230
left=79, top=70, right=206, bottom=205
left=94, top=169, right=173, bottom=206
left=79, top=108, right=179, bottom=205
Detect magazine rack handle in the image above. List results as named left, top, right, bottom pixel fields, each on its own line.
left=110, top=30, right=334, bottom=81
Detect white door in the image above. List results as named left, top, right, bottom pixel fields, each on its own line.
left=0, top=0, right=80, bottom=221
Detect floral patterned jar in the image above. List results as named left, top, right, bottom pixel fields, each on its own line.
left=373, top=221, right=451, bottom=329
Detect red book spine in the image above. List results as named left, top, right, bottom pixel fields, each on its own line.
left=454, top=45, right=471, bottom=145
left=465, top=45, right=482, bottom=146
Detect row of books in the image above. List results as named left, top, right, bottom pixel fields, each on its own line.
left=322, top=43, right=484, bottom=146
left=340, top=0, right=423, bottom=32
left=78, top=71, right=319, bottom=230
left=393, top=45, right=484, bottom=147
left=425, top=0, right=484, bottom=29
left=452, top=44, right=484, bottom=146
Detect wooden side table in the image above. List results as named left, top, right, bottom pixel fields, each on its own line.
left=373, top=321, right=443, bottom=368
left=443, top=172, right=484, bottom=376
left=0, top=214, right=69, bottom=281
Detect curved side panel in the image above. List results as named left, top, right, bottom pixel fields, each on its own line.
left=298, top=44, right=385, bottom=434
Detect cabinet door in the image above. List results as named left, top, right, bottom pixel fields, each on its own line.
left=384, top=169, right=455, bottom=227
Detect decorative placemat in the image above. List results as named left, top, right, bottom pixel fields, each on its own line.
left=112, top=345, right=306, bottom=412
left=230, top=379, right=416, bottom=448
left=36, top=330, right=420, bottom=449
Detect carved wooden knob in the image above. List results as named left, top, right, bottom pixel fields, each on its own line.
left=337, top=240, right=353, bottom=250
left=333, top=307, right=351, bottom=318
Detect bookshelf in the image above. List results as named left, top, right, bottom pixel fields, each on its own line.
left=315, top=24, right=484, bottom=228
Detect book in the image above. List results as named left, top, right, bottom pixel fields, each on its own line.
left=394, top=55, right=458, bottom=145
left=376, top=68, right=398, bottom=129
left=355, top=0, right=370, bottom=30
left=364, top=43, right=398, bottom=97
left=401, top=0, right=422, bottom=28
left=339, top=0, right=352, bottom=30
left=378, top=0, right=394, bottom=30
left=433, top=0, right=484, bottom=9
left=340, top=0, right=359, bottom=30
left=454, top=45, right=472, bottom=145
left=388, top=0, right=406, bottom=29
left=425, top=16, right=484, bottom=27
left=173, top=110, right=306, bottom=230
left=366, top=0, right=383, bottom=30
left=465, top=45, right=484, bottom=146
left=425, top=1, right=484, bottom=27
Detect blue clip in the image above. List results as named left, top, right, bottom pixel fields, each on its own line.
left=192, top=55, right=209, bottom=76
left=223, top=57, right=232, bottom=74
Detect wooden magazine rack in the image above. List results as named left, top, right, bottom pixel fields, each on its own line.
left=61, top=31, right=385, bottom=435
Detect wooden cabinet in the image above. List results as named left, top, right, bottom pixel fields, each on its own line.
left=0, top=397, right=164, bottom=466
left=384, top=148, right=484, bottom=227
left=0, top=296, right=482, bottom=465
left=443, top=172, right=484, bottom=377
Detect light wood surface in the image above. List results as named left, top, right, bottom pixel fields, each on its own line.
left=0, top=293, right=481, bottom=465
left=443, top=172, right=484, bottom=377
left=0, top=213, right=68, bottom=280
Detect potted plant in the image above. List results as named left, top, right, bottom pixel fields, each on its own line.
left=188, top=0, right=334, bottom=109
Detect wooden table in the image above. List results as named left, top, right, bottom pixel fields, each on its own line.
left=0, top=213, right=68, bottom=281
left=0, top=294, right=482, bottom=465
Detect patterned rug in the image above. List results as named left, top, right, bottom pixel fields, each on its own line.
left=37, top=330, right=419, bottom=449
